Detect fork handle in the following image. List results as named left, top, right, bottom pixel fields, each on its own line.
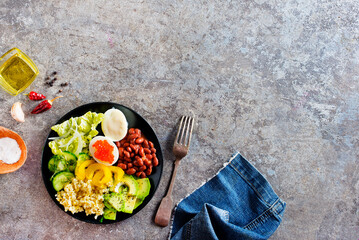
left=154, top=158, right=181, bottom=227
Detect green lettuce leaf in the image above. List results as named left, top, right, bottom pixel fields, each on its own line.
left=49, top=111, right=104, bottom=156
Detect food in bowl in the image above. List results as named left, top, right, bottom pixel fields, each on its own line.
left=45, top=110, right=158, bottom=221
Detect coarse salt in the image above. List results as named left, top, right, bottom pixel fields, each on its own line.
left=0, top=137, right=21, bottom=164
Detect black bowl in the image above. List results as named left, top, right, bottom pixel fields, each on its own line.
left=41, top=102, right=163, bottom=224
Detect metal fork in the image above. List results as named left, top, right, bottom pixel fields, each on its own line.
left=154, top=115, right=194, bottom=227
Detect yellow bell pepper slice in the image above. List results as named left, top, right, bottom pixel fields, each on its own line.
left=92, top=171, right=105, bottom=188
left=76, top=160, right=95, bottom=180
left=109, top=166, right=124, bottom=185
left=85, top=163, right=104, bottom=180
left=85, top=163, right=113, bottom=186
left=99, top=165, right=113, bottom=185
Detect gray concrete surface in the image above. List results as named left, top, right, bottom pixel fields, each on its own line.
left=0, top=0, right=358, bottom=239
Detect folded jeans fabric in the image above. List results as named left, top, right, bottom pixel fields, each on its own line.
left=170, top=152, right=286, bottom=240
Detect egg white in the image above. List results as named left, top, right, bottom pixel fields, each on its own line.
left=101, top=108, right=128, bottom=142
left=89, top=136, right=119, bottom=166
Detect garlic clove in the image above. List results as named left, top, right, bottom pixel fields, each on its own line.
left=11, top=102, right=25, bottom=123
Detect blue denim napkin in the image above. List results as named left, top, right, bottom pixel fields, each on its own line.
left=170, top=152, right=286, bottom=240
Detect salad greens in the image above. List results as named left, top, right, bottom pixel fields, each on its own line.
left=49, top=111, right=104, bottom=156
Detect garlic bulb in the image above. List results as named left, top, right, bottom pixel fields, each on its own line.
left=11, top=102, right=25, bottom=123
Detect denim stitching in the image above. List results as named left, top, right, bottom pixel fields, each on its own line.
left=245, top=210, right=271, bottom=230
left=243, top=198, right=281, bottom=230
left=229, top=163, right=271, bottom=207
left=271, top=200, right=283, bottom=221
left=185, top=219, right=192, bottom=240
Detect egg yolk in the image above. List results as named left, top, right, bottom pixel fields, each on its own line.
left=92, top=140, right=115, bottom=164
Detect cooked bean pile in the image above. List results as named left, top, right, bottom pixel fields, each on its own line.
left=115, top=128, right=158, bottom=178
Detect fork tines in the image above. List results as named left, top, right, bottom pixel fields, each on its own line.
left=175, top=116, right=194, bottom=147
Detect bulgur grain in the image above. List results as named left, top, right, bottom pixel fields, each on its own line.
left=56, top=178, right=109, bottom=219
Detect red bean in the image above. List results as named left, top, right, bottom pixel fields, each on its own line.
left=153, top=156, right=159, bottom=167
left=150, top=148, right=156, bottom=153
left=139, top=147, right=145, bottom=157
left=137, top=158, right=144, bottom=166
left=124, top=156, right=132, bottom=162
left=140, top=172, right=147, bottom=178
left=128, top=128, right=135, bottom=134
left=124, top=150, right=130, bottom=158
left=128, top=134, right=139, bottom=140
left=126, top=168, right=136, bottom=175
left=145, top=167, right=152, bottom=176
left=118, top=147, right=124, bottom=158
left=130, top=152, right=135, bottom=157
left=135, top=129, right=141, bottom=135
left=144, top=159, right=152, bottom=167
left=142, top=140, right=149, bottom=148
left=139, top=165, right=147, bottom=171
left=130, top=144, right=140, bottom=154
left=123, top=143, right=130, bottom=148
left=135, top=137, right=144, bottom=144
left=127, top=163, right=133, bottom=168
left=144, top=148, right=151, bottom=154
left=145, top=154, right=152, bottom=160
left=126, top=146, right=132, bottom=152
left=149, top=141, right=154, bottom=148
left=115, top=141, right=121, bottom=148
left=136, top=172, right=142, bottom=177
left=118, top=163, right=127, bottom=170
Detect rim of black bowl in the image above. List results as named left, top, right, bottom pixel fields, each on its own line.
left=41, top=102, right=163, bottom=224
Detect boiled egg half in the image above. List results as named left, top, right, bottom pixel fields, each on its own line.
left=101, top=108, right=128, bottom=141
left=89, top=136, right=119, bottom=166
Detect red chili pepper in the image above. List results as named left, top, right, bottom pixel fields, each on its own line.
left=31, top=96, right=63, bottom=114
left=28, top=91, right=46, bottom=101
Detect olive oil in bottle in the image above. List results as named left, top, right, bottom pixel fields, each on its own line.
left=0, top=48, right=39, bottom=96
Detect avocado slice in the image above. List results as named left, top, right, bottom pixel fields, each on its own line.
left=105, top=192, right=125, bottom=212
left=133, top=198, right=144, bottom=210
left=113, top=174, right=139, bottom=196
left=123, top=195, right=137, bottom=214
left=136, top=178, right=151, bottom=199
left=103, top=207, right=117, bottom=220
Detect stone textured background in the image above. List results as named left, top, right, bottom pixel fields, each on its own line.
left=0, top=0, right=358, bottom=239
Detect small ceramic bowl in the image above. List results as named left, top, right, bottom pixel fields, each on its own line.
left=0, top=126, right=27, bottom=174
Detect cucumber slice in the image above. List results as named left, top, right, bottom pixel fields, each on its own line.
left=62, top=151, right=77, bottom=172
left=52, top=171, right=74, bottom=191
left=48, top=156, right=57, bottom=172
left=48, top=155, right=59, bottom=172
left=48, top=155, right=67, bottom=173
